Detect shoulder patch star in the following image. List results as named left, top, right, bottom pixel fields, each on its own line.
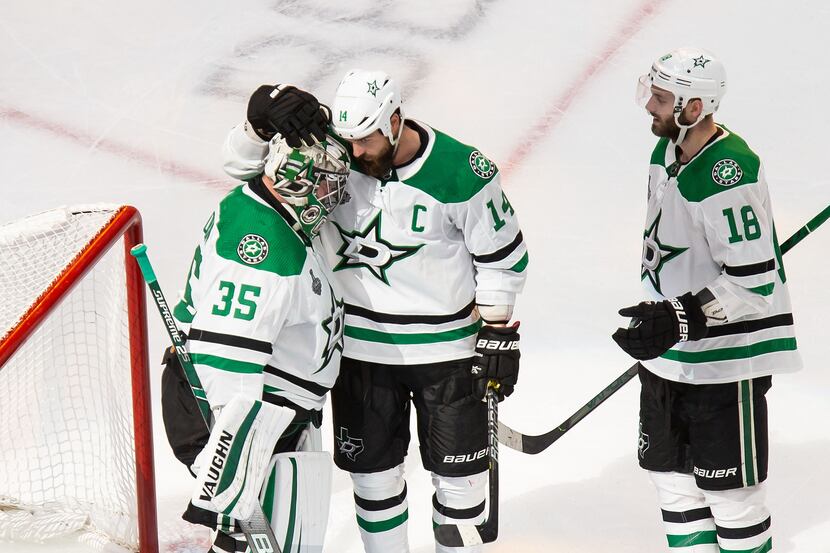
left=641, top=210, right=687, bottom=294
left=332, top=212, right=424, bottom=285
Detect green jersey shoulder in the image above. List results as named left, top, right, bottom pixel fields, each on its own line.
left=676, top=128, right=762, bottom=203
left=403, top=127, right=498, bottom=203
left=213, top=183, right=308, bottom=276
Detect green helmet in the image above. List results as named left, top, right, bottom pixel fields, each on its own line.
left=264, top=136, right=350, bottom=237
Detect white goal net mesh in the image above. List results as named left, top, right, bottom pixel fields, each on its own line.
left=0, top=205, right=142, bottom=552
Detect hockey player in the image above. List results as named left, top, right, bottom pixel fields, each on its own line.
left=163, top=135, right=350, bottom=553
left=612, top=48, right=801, bottom=552
left=223, top=71, right=528, bottom=552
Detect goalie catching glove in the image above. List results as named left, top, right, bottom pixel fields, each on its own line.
left=247, top=84, right=331, bottom=147
left=472, top=322, right=520, bottom=401
left=612, top=291, right=708, bottom=360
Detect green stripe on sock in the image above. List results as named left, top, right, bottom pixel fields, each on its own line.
left=356, top=510, right=409, bottom=533
left=667, top=530, right=718, bottom=547
left=720, top=538, right=772, bottom=553
left=661, top=338, right=796, bottom=363
left=345, top=321, right=481, bottom=345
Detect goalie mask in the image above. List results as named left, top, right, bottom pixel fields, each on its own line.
left=264, top=137, right=350, bottom=237
left=635, top=47, right=727, bottom=144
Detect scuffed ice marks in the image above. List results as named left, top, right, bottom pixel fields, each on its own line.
left=197, top=0, right=501, bottom=102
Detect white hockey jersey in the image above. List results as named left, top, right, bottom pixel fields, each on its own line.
left=223, top=121, right=528, bottom=364
left=639, top=126, right=801, bottom=384
left=173, top=180, right=344, bottom=411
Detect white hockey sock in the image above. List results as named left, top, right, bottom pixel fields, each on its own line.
left=431, top=471, right=487, bottom=553
left=351, top=465, right=410, bottom=553
left=703, top=484, right=771, bottom=552
left=649, top=471, right=718, bottom=552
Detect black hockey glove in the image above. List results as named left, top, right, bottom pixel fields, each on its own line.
left=246, top=84, right=331, bottom=147
left=612, top=292, right=708, bottom=361
left=472, top=323, right=520, bottom=401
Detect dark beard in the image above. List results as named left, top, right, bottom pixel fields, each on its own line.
left=651, top=116, right=680, bottom=141
left=355, top=142, right=395, bottom=179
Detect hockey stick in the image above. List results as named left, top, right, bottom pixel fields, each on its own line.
left=498, top=203, right=830, bottom=455
left=130, top=244, right=282, bottom=553
left=434, top=381, right=500, bottom=547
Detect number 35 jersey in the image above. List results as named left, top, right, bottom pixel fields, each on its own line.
left=639, top=126, right=801, bottom=384
left=173, top=181, right=344, bottom=412
left=317, top=122, right=528, bottom=365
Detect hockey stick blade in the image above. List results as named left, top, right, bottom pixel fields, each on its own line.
left=497, top=204, right=830, bottom=455
left=130, top=244, right=282, bottom=553
left=499, top=363, right=639, bottom=454
left=435, top=385, right=499, bottom=546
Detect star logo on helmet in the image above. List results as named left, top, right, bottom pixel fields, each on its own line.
left=367, top=80, right=380, bottom=97
left=693, top=56, right=710, bottom=68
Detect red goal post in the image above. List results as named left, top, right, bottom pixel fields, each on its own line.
left=0, top=205, right=158, bottom=553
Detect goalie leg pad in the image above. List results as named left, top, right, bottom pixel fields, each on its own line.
left=191, top=395, right=297, bottom=521
left=649, top=471, right=718, bottom=552
left=261, top=451, right=333, bottom=553
left=703, top=484, right=771, bottom=552
left=351, top=464, right=410, bottom=553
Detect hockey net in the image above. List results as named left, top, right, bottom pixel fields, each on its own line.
left=0, top=205, right=157, bottom=552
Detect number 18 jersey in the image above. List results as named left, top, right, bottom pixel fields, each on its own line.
left=639, top=126, right=801, bottom=384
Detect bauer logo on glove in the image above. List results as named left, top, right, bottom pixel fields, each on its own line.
left=471, top=323, right=521, bottom=401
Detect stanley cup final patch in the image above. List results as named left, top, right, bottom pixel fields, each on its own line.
left=237, top=234, right=269, bottom=264
left=712, top=159, right=743, bottom=186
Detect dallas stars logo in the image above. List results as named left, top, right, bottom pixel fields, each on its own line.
left=712, top=159, right=743, bottom=186
left=693, top=56, right=710, bottom=68
left=641, top=211, right=687, bottom=293
left=237, top=234, right=268, bottom=265
left=367, top=80, right=380, bottom=97
left=336, top=427, right=364, bottom=461
left=332, top=212, right=424, bottom=284
left=316, top=287, right=344, bottom=373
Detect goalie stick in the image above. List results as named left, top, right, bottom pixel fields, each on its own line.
left=130, top=244, right=282, bottom=553
left=434, top=382, right=500, bottom=547
left=498, top=203, right=830, bottom=455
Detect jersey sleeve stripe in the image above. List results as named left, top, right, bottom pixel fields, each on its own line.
left=472, top=231, right=523, bottom=263
left=723, top=259, right=776, bottom=277
left=704, top=313, right=793, bottom=339
left=344, top=300, right=475, bottom=325
left=189, top=327, right=273, bottom=354
left=660, top=337, right=797, bottom=363
left=509, top=252, right=529, bottom=273
left=748, top=283, right=775, bottom=296
left=264, top=364, right=329, bottom=396
left=190, top=353, right=263, bottom=374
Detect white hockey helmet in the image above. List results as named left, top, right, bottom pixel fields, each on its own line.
left=331, top=69, right=404, bottom=145
left=263, top=136, right=350, bottom=236
left=636, top=47, right=727, bottom=140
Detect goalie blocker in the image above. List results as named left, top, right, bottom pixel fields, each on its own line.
left=161, top=351, right=332, bottom=552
